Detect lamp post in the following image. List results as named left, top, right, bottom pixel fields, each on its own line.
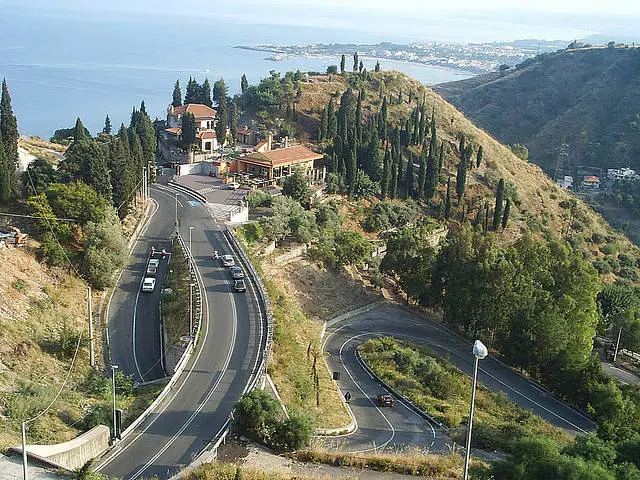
left=189, top=226, right=195, bottom=273
left=189, top=283, right=196, bottom=341
left=463, top=340, right=488, bottom=480
left=111, top=365, right=119, bottom=441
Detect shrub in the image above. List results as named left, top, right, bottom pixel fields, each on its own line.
left=601, top=244, right=618, bottom=256
left=83, top=401, right=112, bottom=430
left=594, top=260, right=613, bottom=274
left=246, top=190, right=271, bottom=208
left=271, top=412, right=315, bottom=452
left=239, top=223, right=264, bottom=244
left=592, top=232, right=605, bottom=244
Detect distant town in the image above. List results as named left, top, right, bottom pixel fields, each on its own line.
left=235, top=39, right=568, bottom=74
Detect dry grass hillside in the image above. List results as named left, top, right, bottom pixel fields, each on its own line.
left=294, top=71, right=640, bottom=280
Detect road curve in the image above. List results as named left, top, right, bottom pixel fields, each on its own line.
left=322, top=304, right=596, bottom=452
left=97, top=184, right=264, bottom=480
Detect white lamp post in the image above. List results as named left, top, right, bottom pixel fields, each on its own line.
left=463, top=340, right=488, bottom=480
left=111, top=365, right=119, bottom=441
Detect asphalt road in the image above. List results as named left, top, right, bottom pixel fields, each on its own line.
left=98, top=184, right=263, bottom=480
left=322, top=304, right=596, bottom=453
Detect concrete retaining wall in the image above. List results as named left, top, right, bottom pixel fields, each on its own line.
left=23, top=425, right=110, bottom=470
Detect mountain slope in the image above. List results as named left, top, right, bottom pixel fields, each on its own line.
left=434, top=46, right=640, bottom=175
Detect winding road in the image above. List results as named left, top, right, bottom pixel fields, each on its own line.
left=97, top=183, right=265, bottom=480
left=322, top=304, right=596, bottom=453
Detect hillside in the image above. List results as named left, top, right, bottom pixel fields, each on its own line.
left=290, top=70, right=640, bottom=282
left=433, top=45, right=640, bottom=175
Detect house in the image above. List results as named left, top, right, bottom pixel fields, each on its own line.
left=582, top=175, right=601, bottom=190
left=236, top=135, right=324, bottom=185
left=607, top=167, right=639, bottom=182
left=557, top=175, right=574, bottom=189
left=236, top=127, right=258, bottom=146
left=161, top=103, right=221, bottom=158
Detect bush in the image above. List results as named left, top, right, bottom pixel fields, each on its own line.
left=601, top=244, right=618, bottom=256
left=271, top=412, right=315, bottom=452
left=246, top=190, right=271, bottom=209
left=594, top=260, right=613, bottom=274
left=239, top=223, right=264, bottom=244
left=83, top=401, right=112, bottom=430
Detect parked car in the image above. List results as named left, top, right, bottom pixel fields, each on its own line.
left=229, top=266, right=244, bottom=279
left=142, top=277, right=156, bottom=292
left=377, top=393, right=395, bottom=407
left=221, top=254, right=235, bottom=267
left=233, top=279, right=247, bottom=292
left=227, top=182, right=240, bottom=190
left=146, top=258, right=159, bottom=276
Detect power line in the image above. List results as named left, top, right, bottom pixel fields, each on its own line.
left=0, top=212, right=77, bottom=222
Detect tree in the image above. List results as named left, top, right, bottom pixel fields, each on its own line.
left=502, top=198, right=511, bottom=229
left=375, top=60, right=381, bottom=72
left=456, top=134, right=468, bottom=201
left=62, top=135, right=111, bottom=200
left=240, top=74, right=249, bottom=95
left=199, top=77, right=212, bottom=107
left=172, top=79, right=182, bottom=107
left=73, top=117, right=89, bottom=142
left=229, top=102, right=239, bottom=144
left=109, top=133, right=134, bottom=218
left=381, top=148, right=391, bottom=199
left=326, top=65, right=338, bottom=75
left=181, top=112, right=196, bottom=149
left=184, top=77, right=199, bottom=104
left=444, top=178, right=451, bottom=219
left=404, top=153, right=415, bottom=199
left=1, top=79, right=19, bottom=180
left=22, top=158, right=60, bottom=197
left=282, top=168, right=309, bottom=203
left=510, top=143, right=529, bottom=161
left=327, top=99, right=337, bottom=138
left=418, top=150, right=427, bottom=198
left=340, top=54, right=346, bottom=74
left=493, top=178, right=505, bottom=230
left=0, top=131, right=11, bottom=202
left=103, top=115, right=112, bottom=134
left=353, top=51, right=359, bottom=72
left=359, top=60, right=364, bottom=73
left=318, top=108, right=328, bottom=141
left=476, top=145, right=483, bottom=168
left=82, top=207, right=128, bottom=288
left=215, top=83, right=228, bottom=147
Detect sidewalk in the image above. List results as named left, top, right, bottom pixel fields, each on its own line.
left=0, top=455, right=59, bottom=480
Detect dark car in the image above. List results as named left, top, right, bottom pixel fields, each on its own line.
left=377, top=393, right=395, bottom=407
left=233, top=279, right=247, bottom=292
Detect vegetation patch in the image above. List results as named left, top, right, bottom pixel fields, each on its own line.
left=358, top=337, right=569, bottom=453
left=162, top=241, right=192, bottom=347
left=184, top=461, right=321, bottom=480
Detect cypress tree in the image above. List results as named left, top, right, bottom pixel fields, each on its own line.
left=215, top=83, right=228, bottom=147
left=493, top=178, right=505, bottom=230
left=355, top=93, right=362, bottom=146
left=319, top=108, right=328, bottom=140
left=140, top=100, right=147, bottom=116
left=359, top=60, right=364, bottom=74
left=131, top=130, right=144, bottom=194
left=184, top=77, right=199, bottom=104
left=347, top=147, right=357, bottom=196
left=425, top=143, right=437, bottom=200
left=444, top=178, right=451, bottom=219
left=353, top=51, right=359, bottom=72
left=455, top=134, right=467, bottom=201
left=330, top=153, right=338, bottom=173
left=381, top=147, right=391, bottom=199
left=200, top=78, right=213, bottom=107
left=0, top=131, right=11, bottom=202
left=240, top=74, right=249, bottom=95
left=334, top=134, right=343, bottom=161
left=110, top=135, right=133, bottom=218
left=172, top=80, right=182, bottom=107
left=73, top=117, right=88, bottom=142
left=375, top=60, right=381, bottom=72
left=437, top=143, right=444, bottom=175
left=340, top=54, right=346, bottom=74
left=483, top=200, right=490, bottom=234
left=103, top=115, right=112, bottom=134
left=390, top=157, right=398, bottom=199
left=229, top=102, right=239, bottom=144
left=404, top=152, right=415, bottom=199
left=417, top=148, right=427, bottom=198
left=327, top=99, right=337, bottom=138
left=502, top=198, right=511, bottom=230
left=181, top=113, right=196, bottom=148
left=378, top=97, right=388, bottom=140
left=476, top=145, right=483, bottom=168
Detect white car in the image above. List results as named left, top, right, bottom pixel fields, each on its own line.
left=142, top=277, right=156, bottom=292
left=146, top=259, right=159, bottom=276
left=221, top=254, right=235, bottom=267
left=227, top=182, right=240, bottom=190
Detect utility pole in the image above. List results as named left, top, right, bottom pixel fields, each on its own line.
left=111, top=365, right=119, bottom=441
left=21, top=422, right=28, bottom=480
left=614, top=325, right=623, bottom=363
left=88, top=286, right=94, bottom=367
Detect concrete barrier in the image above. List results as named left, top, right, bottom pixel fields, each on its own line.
left=17, top=425, right=110, bottom=471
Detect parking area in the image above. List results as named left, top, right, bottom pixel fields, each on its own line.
left=173, top=173, right=247, bottom=204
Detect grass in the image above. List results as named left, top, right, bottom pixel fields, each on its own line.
left=183, top=461, right=338, bottom=480
left=264, top=278, right=351, bottom=429
left=295, top=444, right=466, bottom=479
left=162, top=241, right=192, bottom=347
left=358, top=337, right=570, bottom=454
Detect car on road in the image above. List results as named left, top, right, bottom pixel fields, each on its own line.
left=146, top=258, right=159, bottom=276
left=142, top=277, right=156, bottom=292
left=233, top=279, right=247, bottom=292
left=221, top=254, right=235, bottom=267
left=377, top=393, right=395, bottom=407
left=229, top=266, right=244, bottom=279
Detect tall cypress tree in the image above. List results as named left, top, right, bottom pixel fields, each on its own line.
left=493, top=178, right=505, bottom=230
left=502, top=198, right=511, bottom=230
left=215, top=87, right=228, bottom=147
left=340, top=55, right=346, bottom=74
left=444, top=178, right=451, bottom=219
left=353, top=51, right=359, bottom=72
left=330, top=153, right=338, bottom=173
left=375, top=60, right=381, bottom=72
left=131, top=104, right=156, bottom=175
left=476, top=145, right=484, bottom=168
left=185, top=77, right=200, bottom=104
left=404, top=152, right=415, bottom=199
left=130, top=130, right=144, bottom=195
left=319, top=108, right=328, bottom=140
left=327, top=99, right=337, bottom=139
left=347, top=146, right=357, bottom=195
left=417, top=148, right=427, bottom=198
left=103, top=115, right=112, bottom=134
left=240, top=74, right=249, bottom=95
left=437, top=143, right=444, bottom=175
left=199, top=78, right=213, bottom=107
left=381, top=147, right=391, bottom=199
left=172, top=80, right=182, bottom=107
left=425, top=143, right=437, bottom=200
left=0, top=131, right=11, bottom=202
left=110, top=135, right=133, bottom=218
left=229, top=102, right=239, bottom=144
left=378, top=97, right=388, bottom=141
left=73, top=117, right=88, bottom=142
left=483, top=200, right=490, bottom=234
left=456, top=134, right=467, bottom=201
left=390, top=157, right=398, bottom=199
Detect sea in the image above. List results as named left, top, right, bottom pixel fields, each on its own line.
left=0, top=2, right=615, bottom=138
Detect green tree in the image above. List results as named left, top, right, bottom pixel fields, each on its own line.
left=510, top=143, right=529, bottom=161
left=381, top=148, right=391, bottom=199
left=131, top=104, right=156, bottom=175
left=1, top=79, right=19, bottom=192
left=229, top=102, right=239, bottom=145
left=340, top=54, right=346, bottom=74
left=502, top=198, right=511, bottom=229
left=318, top=108, right=328, bottom=141
left=172, top=79, right=182, bottom=107
left=282, top=168, right=309, bottom=203
left=327, top=99, right=337, bottom=138
left=215, top=79, right=228, bottom=146
left=22, top=158, right=60, bottom=197
left=181, top=113, right=196, bottom=149
left=103, top=115, right=112, bottom=134
left=184, top=77, right=199, bottom=104
left=240, top=74, right=249, bottom=95
left=375, top=60, right=381, bottom=72
left=493, top=178, right=505, bottom=230
left=62, top=136, right=112, bottom=200
left=444, top=178, right=451, bottom=219
left=456, top=134, right=467, bottom=200
left=476, top=145, right=484, bottom=168
left=82, top=207, right=128, bottom=288
left=326, top=65, right=338, bottom=75
left=353, top=51, right=359, bottom=72
left=199, top=77, right=212, bottom=107
left=404, top=154, right=415, bottom=199
left=109, top=133, right=134, bottom=218
left=233, top=389, right=282, bottom=442
left=0, top=131, right=12, bottom=202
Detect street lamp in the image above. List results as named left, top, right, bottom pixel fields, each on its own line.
left=463, top=340, right=488, bottom=480
left=111, top=365, right=119, bottom=441
left=189, top=226, right=195, bottom=272
left=189, top=283, right=196, bottom=341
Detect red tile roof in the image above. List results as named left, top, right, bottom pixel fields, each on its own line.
left=196, top=131, right=217, bottom=139
left=244, top=145, right=322, bottom=167
left=165, top=127, right=181, bottom=135
left=584, top=175, right=600, bottom=183
left=237, top=128, right=254, bottom=135
left=171, top=104, right=217, bottom=118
